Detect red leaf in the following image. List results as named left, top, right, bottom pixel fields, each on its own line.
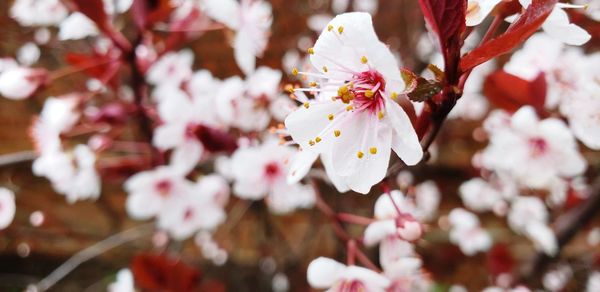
left=483, top=70, right=546, bottom=113
left=418, top=0, right=467, bottom=82
left=72, top=0, right=109, bottom=31
left=460, top=0, right=558, bottom=71
left=194, top=125, right=238, bottom=154
left=131, top=253, right=202, bottom=292
left=487, top=244, right=515, bottom=276
left=131, top=0, right=174, bottom=30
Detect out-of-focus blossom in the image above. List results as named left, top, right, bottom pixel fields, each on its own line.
left=202, top=0, right=272, bottom=75
left=466, top=0, right=502, bottom=26
left=560, top=82, right=600, bottom=150
left=0, top=66, right=47, bottom=100
left=543, top=264, right=572, bottom=292
left=108, top=269, right=135, bottom=292
left=448, top=208, right=492, bottom=256
left=459, top=175, right=517, bottom=214
left=157, top=175, right=229, bottom=239
left=10, top=0, right=68, bottom=27
left=481, top=106, right=586, bottom=190
left=508, top=196, right=557, bottom=255
left=285, top=12, right=422, bottom=194
left=103, top=0, right=133, bottom=15
left=0, top=188, right=16, bottom=229
left=17, top=43, right=41, bottom=66
left=307, top=257, right=390, bottom=291
left=448, top=61, right=493, bottom=120
left=379, top=237, right=431, bottom=290
left=229, top=140, right=315, bottom=214
left=216, top=67, right=282, bottom=132
left=58, top=12, right=99, bottom=41
left=587, top=272, right=600, bottom=292
left=146, top=50, right=194, bottom=87
left=515, top=1, right=590, bottom=45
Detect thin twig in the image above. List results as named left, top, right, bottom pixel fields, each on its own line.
left=0, top=151, right=37, bottom=167
left=33, top=224, right=154, bottom=291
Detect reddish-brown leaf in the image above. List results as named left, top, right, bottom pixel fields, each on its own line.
left=131, top=253, right=202, bottom=292
left=72, top=0, right=109, bottom=31
left=418, top=0, right=467, bottom=82
left=487, top=244, right=515, bottom=276
left=193, top=125, right=238, bottom=154
left=460, top=0, right=558, bottom=71
left=131, top=0, right=175, bottom=30
left=483, top=70, right=546, bottom=113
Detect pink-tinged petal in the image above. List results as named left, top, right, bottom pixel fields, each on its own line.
left=542, top=8, right=591, bottom=46
left=398, top=221, right=422, bottom=241
left=321, top=152, right=350, bottom=193
left=195, top=174, right=230, bottom=207
left=330, top=112, right=370, bottom=177
left=233, top=32, right=257, bottom=75
left=385, top=100, right=422, bottom=165
left=125, top=191, right=161, bottom=220
left=233, top=178, right=269, bottom=200
left=525, top=222, right=558, bottom=256
left=345, top=266, right=391, bottom=290
left=201, top=0, right=240, bottom=29
left=287, top=149, right=318, bottom=184
left=156, top=86, right=193, bottom=122
left=170, top=140, right=204, bottom=176
left=267, top=181, right=315, bottom=214
left=363, top=219, right=396, bottom=246
left=152, top=123, right=186, bottom=150
left=374, top=190, right=411, bottom=219
left=215, top=76, right=245, bottom=125
left=307, top=257, right=346, bottom=289
left=0, top=188, right=16, bottom=229
left=58, top=12, right=99, bottom=40
left=466, top=0, right=503, bottom=26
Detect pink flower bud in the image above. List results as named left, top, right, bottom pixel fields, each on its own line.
left=397, top=221, right=422, bottom=241
left=0, top=67, right=47, bottom=100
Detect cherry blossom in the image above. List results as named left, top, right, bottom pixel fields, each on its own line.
left=228, top=140, right=315, bottom=214
left=379, top=237, right=431, bottom=290
left=216, top=66, right=282, bottom=132
left=466, top=0, right=502, bottom=26
left=543, top=264, right=572, bottom=292
left=481, top=106, right=586, bottom=190
left=157, top=175, right=229, bottom=239
left=285, top=12, right=422, bottom=194
left=58, top=12, right=99, bottom=41
left=307, top=257, right=391, bottom=291
left=587, top=272, right=600, bottom=292
left=0, top=188, right=16, bottom=229
left=448, top=208, right=492, bottom=256
left=202, top=0, right=272, bottom=75
left=517, top=0, right=591, bottom=45
left=0, top=66, right=47, bottom=100
left=508, top=196, right=557, bottom=255
left=459, top=175, right=517, bottom=214
left=146, top=50, right=194, bottom=87
left=17, top=42, right=41, bottom=66
left=10, top=0, right=68, bottom=27
left=108, top=269, right=135, bottom=292
left=560, top=82, right=600, bottom=150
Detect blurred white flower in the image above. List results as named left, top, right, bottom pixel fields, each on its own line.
left=0, top=66, right=46, bottom=100
left=543, top=264, right=572, bottom=292
left=229, top=140, right=315, bottom=214
left=0, top=188, right=16, bottom=229
left=10, top=0, right=68, bottom=27
left=307, top=257, right=390, bottom=291
left=58, top=12, right=99, bottom=41
left=481, top=106, right=586, bottom=190
left=108, top=269, right=135, bottom=292
left=448, top=208, right=492, bottom=256
left=466, top=0, right=502, bottom=26
left=508, top=196, right=558, bottom=256
left=202, top=0, right=272, bottom=75
left=285, top=12, right=422, bottom=194
left=587, top=272, right=600, bottom=292
left=17, top=42, right=41, bottom=66
left=147, top=50, right=194, bottom=87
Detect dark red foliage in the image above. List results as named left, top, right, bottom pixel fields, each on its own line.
left=72, top=0, right=109, bottom=31
left=417, top=0, right=467, bottom=83
left=131, top=0, right=175, bottom=31
left=483, top=70, right=546, bottom=113
left=131, top=253, right=202, bottom=292
left=487, top=244, right=515, bottom=276
left=86, top=102, right=136, bottom=124
left=460, top=0, right=558, bottom=71
left=193, top=125, right=239, bottom=154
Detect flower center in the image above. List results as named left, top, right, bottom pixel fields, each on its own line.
left=528, top=137, right=548, bottom=157
left=155, top=179, right=173, bottom=197
left=336, top=279, right=367, bottom=292
left=337, top=69, right=386, bottom=114
left=264, top=162, right=281, bottom=180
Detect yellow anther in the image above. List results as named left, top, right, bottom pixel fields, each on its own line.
left=284, top=84, right=294, bottom=93
left=346, top=105, right=353, bottom=111
left=309, top=140, right=315, bottom=146
left=315, top=137, right=322, bottom=143
left=361, top=56, right=368, bottom=64
left=303, top=102, right=310, bottom=109
left=309, top=81, right=317, bottom=87
left=328, top=114, right=334, bottom=121
left=365, top=90, right=374, bottom=98
left=307, top=47, right=315, bottom=55
left=357, top=151, right=364, bottom=159
left=339, top=85, right=348, bottom=94
left=322, top=66, right=328, bottom=73
left=331, top=96, right=337, bottom=101
left=327, top=25, right=334, bottom=31
left=378, top=111, right=384, bottom=120
left=292, top=68, right=298, bottom=76
left=334, top=130, right=341, bottom=137
left=370, top=147, right=378, bottom=154
left=390, top=92, right=398, bottom=100
left=338, top=26, right=344, bottom=34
